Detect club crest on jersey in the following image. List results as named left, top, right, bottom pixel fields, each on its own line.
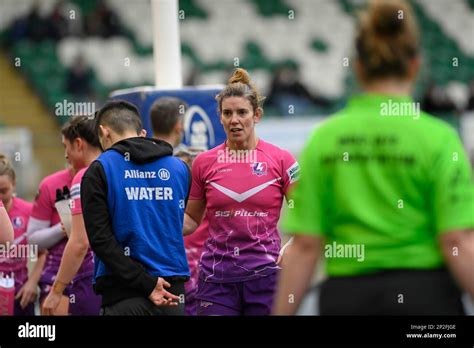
left=251, top=162, right=267, bottom=176
left=12, top=216, right=24, bottom=229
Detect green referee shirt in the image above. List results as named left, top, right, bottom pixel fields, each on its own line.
left=283, top=94, right=474, bottom=276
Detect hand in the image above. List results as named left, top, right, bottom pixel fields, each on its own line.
left=42, top=291, right=63, bottom=315
left=148, top=277, right=179, bottom=307
left=15, top=280, right=38, bottom=309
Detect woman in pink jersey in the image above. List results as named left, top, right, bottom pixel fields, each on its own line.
left=0, top=154, right=46, bottom=315
left=28, top=116, right=100, bottom=315
left=27, top=165, right=74, bottom=315
left=42, top=124, right=102, bottom=315
left=183, top=68, right=299, bottom=315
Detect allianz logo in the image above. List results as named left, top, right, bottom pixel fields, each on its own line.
left=124, top=169, right=170, bottom=180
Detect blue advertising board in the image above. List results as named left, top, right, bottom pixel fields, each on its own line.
left=110, top=86, right=226, bottom=150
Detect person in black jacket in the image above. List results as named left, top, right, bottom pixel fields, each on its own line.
left=82, top=100, right=191, bottom=315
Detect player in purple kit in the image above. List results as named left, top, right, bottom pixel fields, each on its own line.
left=27, top=163, right=74, bottom=315
left=183, top=68, right=299, bottom=315
left=42, top=115, right=102, bottom=315
left=0, top=154, right=46, bottom=315
left=28, top=116, right=99, bottom=315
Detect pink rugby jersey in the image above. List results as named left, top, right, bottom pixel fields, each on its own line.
left=190, top=139, right=299, bottom=282
left=31, top=169, right=73, bottom=284
left=0, top=197, right=33, bottom=285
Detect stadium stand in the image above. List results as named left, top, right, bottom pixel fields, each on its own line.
left=0, top=0, right=473, bottom=123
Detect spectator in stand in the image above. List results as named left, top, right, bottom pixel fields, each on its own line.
left=46, top=1, right=68, bottom=41
left=25, top=2, right=49, bottom=41
left=267, top=62, right=331, bottom=116
left=65, top=55, right=94, bottom=101
left=84, top=0, right=122, bottom=38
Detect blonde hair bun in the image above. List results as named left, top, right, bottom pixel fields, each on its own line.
left=228, top=68, right=251, bottom=85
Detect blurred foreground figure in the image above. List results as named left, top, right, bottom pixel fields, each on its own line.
left=274, top=0, right=474, bottom=316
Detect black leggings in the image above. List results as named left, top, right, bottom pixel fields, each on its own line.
left=319, top=268, right=465, bottom=315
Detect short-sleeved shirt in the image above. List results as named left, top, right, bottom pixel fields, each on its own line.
left=31, top=169, right=73, bottom=284
left=70, top=168, right=86, bottom=216
left=283, top=94, right=474, bottom=276
left=190, top=139, right=299, bottom=282
left=0, top=198, right=32, bottom=280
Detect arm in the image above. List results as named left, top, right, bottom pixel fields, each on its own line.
left=26, top=218, right=65, bottom=251
left=16, top=252, right=46, bottom=308
left=183, top=199, right=205, bottom=236
left=55, top=214, right=90, bottom=285
left=42, top=214, right=90, bottom=315
left=0, top=204, right=13, bottom=244
left=273, top=234, right=323, bottom=315
left=277, top=155, right=300, bottom=265
left=430, top=131, right=474, bottom=298
left=439, top=230, right=474, bottom=298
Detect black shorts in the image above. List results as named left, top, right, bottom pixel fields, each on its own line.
left=319, top=268, right=465, bottom=315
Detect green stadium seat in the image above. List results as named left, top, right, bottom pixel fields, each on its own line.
left=251, top=0, right=291, bottom=17
left=179, top=0, right=208, bottom=19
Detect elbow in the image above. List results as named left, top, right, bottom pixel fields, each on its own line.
left=77, top=241, right=90, bottom=255
left=439, top=230, right=474, bottom=259
left=291, top=235, right=322, bottom=256
left=439, top=231, right=466, bottom=253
